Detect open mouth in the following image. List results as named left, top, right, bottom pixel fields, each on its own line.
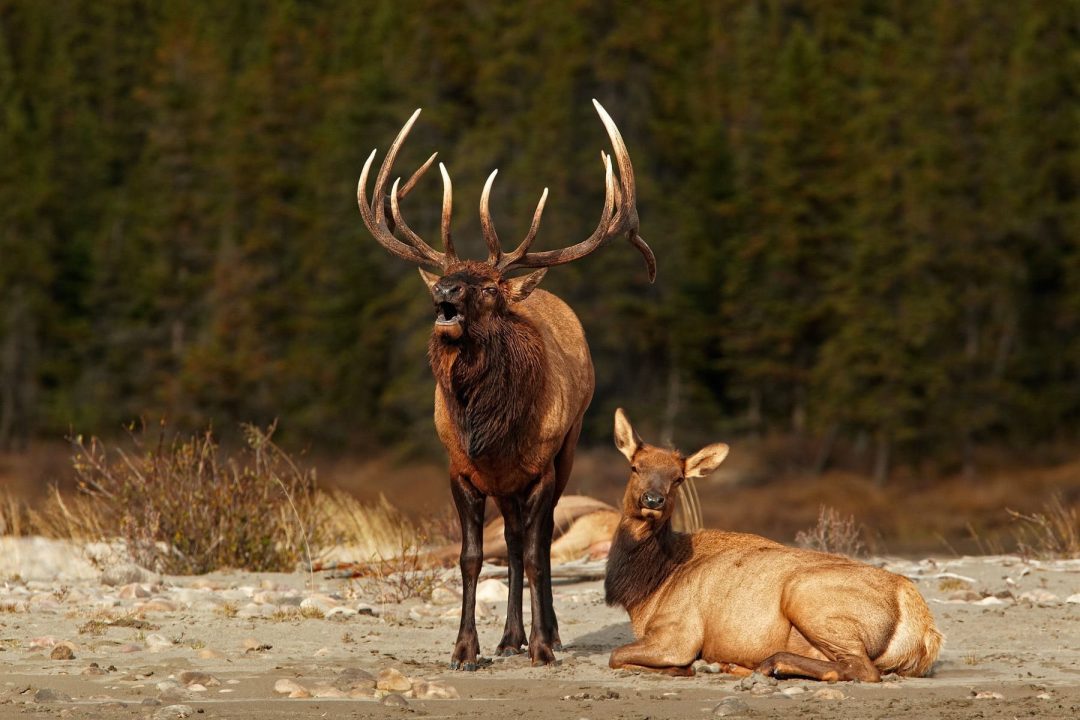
left=435, top=302, right=464, bottom=325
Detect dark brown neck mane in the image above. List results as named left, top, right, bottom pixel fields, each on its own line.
left=605, top=518, right=692, bottom=610
left=429, top=310, right=546, bottom=461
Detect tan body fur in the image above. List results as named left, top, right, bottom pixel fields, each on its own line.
left=605, top=409, right=942, bottom=681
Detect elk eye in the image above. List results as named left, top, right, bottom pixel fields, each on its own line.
left=630, top=465, right=639, bottom=473
left=483, top=287, right=498, bottom=296
left=675, top=476, right=685, bottom=485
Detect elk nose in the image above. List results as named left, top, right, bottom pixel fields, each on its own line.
left=434, top=283, right=463, bottom=301
left=641, top=491, right=665, bottom=510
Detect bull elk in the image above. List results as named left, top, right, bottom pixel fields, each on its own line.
left=604, top=409, right=943, bottom=681
left=356, top=101, right=655, bottom=668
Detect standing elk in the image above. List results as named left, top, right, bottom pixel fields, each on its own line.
left=605, top=409, right=943, bottom=680
left=356, top=101, right=655, bottom=668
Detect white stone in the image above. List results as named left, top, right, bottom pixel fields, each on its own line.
left=475, top=579, right=508, bottom=603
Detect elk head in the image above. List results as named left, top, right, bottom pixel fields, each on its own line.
left=613, top=408, right=729, bottom=526
left=357, top=101, right=656, bottom=343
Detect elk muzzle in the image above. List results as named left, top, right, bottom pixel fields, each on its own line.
left=432, top=282, right=466, bottom=337
left=640, top=490, right=665, bottom=511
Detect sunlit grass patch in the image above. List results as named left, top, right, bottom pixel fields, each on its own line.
left=795, top=505, right=867, bottom=557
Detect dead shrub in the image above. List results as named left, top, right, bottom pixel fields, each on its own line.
left=48, top=422, right=323, bottom=574
left=795, top=505, right=867, bottom=558
left=1007, top=495, right=1079, bottom=559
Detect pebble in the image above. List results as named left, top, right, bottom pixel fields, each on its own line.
left=1066, top=593, right=1080, bottom=604
left=152, top=704, right=194, bottom=719
left=1018, top=590, right=1059, bottom=605
left=117, top=583, right=153, bottom=599
left=326, top=606, right=358, bottom=620
left=780, top=686, right=806, bottom=696
left=274, top=678, right=307, bottom=696
left=101, top=563, right=153, bottom=587
left=178, top=670, right=218, bottom=687
left=377, top=667, right=414, bottom=693
left=813, top=688, right=845, bottom=701
left=145, top=634, right=174, bottom=652
left=713, top=697, right=749, bottom=716
left=50, top=644, right=76, bottom=660
left=430, top=586, right=461, bottom=605
left=973, top=691, right=1004, bottom=700
left=381, top=693, right=409, bottom=707
left=33, top=688, right=73, bottom=703
left=335, top=667, right=376, bottom=691
left=475, top=579, right=508, bottom=603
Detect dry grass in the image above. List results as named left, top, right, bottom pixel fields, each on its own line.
left=1007, top=495, right=1080, bottom=559
left=938, top=577, right=972, bottom=592
left=795, top=505, right=867, bottom=557
left=0, top=490, right=29, bottom=536
left=39, top=422, right=323, bottom=575
left=318, top=490, right=429, bottom=562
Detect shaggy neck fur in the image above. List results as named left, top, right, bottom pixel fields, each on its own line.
left=429, top=310, right=547, bottom=461
left=605, top=517, right=693, bottom=611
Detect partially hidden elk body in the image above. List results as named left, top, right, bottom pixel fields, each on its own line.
left=356, top=102, right=655, bottom=668
left=604, top=409, right=943, bottom=681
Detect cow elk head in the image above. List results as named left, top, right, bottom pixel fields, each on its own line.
left=613, top=408, right=729, bottom=526
left=357, top=101, right=656, bottom=342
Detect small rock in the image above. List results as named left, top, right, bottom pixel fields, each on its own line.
left=314, top=646, right=332, bottom=657
left=326, top=606, right=358, bottom=621
left=33, top=688, right=73, bottom=703
left=82, top=663, right=109, bottom=676
left=274, top=678, right=307, bottom=696
left=196, top=648, right=225, bottom=660
left=377, top=667, right=414, bottom=693
left=242, top=637, right=272, bottom=653
left=289, top=688, right=312, bottom=699
left=117, top=583, right=153, bottom=599
left=780, top=686, right=806, bottom=696
left=301, top=594, right=340, bottom=613
left=430, top=586, right=461, bottom=605
left=412, top=680, right=460, bottom=699
left=335, top=667, right=376, bottom=691
left=141, top=698, right=162, bottom=706
left=145, top=634, right=174, bottom=652
left=187, top=683, right=207, bottom=693
left=50, top=644, right=75, bottom=660
left=101, top=563, right=152, bottom=587
left=1037, top=692, right=1053, bottom=700
left=947, top=589, right=982, bottom=602
left=152, top=704, right=194, bottom=719
left=735, top=672, right=777, bottom=691
left=27, top=636, right=58, bottom=651
left=178, top=671, right=219, bottom=687
left=356, top=603, right=378, bottom=616
left=1018, top=590, right=1059, bottom=606
left=118, top=642, right=145, bottom=653
left=311, top=684, right=348, bottom=698
left=475, top=579, right=508, bottom=603
left=973, top=691, right=1004, bottom=700
left=813, top=688, right=845, bottom=701
left=1065, top=593, right=1080, bottom=604
left=381, top=693, right=409, bottom=708
left=695, top=661, right=723, bottom=673
left=713, top=697, right=749, bottom=716
left=348, top=686, right=378, bottom=699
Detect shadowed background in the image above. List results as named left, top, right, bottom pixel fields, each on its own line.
left=0, top=0, right=1076, bottom=552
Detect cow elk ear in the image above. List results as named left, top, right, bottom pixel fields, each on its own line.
left=504, top=268, right=548, bottom=303
left=684, top=443, right=730, bottom=479
left=418, top=268, right=441, bottom=291
left=613, top=408, right=642, bottom=463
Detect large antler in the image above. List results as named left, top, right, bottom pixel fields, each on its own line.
left=489, top=99, right=656, bottom=282
left=357, top=109, right=457, bottom=270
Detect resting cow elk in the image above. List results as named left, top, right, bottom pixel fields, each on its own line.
left=604, top=409, right=943, bottom=681
left=356, top=102, right=655, bottom=668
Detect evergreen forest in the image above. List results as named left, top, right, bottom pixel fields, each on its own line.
left=0, top=0, right=1077, bottom=484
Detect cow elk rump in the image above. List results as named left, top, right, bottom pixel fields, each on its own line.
left=604, top=409, right=942, bottom=681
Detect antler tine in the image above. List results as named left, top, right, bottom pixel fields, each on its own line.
left=480, top=169, right=502, bottom=265
left=399, top=152, right=438, bottom=199
left=497, top=187, right=548, bottom=270
left=389, top=177, right=445, bottom=267
left=358, top=110, right=448, bottom=270
left=499, top=100, right=656, bottom=282
left=438, top=163, right=457, bottom=262
left=358, top=150, right=434, bottom=267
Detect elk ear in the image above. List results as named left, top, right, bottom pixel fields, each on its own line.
left=613, top=408, right=642, bottom=463
left=504, top=269, right=548, bottom=303
left=684, top=443, right=730, bottom=479
left=418, top=268, right=441, bottom=291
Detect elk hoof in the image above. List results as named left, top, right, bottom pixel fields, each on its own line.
left=496, top=645, right=525, bottom=657
left=529, top=642, right=557, bottom=666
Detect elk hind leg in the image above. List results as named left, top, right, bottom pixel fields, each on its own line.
left=609, top=636, right=698, bottom=677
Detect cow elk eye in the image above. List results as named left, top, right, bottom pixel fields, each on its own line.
left=483, top=286, right=498, bottom=296
left=675, top=476, right=685, bottom=485
left=630, top=465, right=639, bottom=473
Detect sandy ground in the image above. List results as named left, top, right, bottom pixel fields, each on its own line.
left=0, top=542, right=1078, bottom=719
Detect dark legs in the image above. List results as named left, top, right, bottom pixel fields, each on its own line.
left=494, top=496, right=526, bottom=655
left=450, top=475, right=486, bottom=670
left=523, top=470, right=559, bottom=665
left=756, top=651, right=881, bottom=682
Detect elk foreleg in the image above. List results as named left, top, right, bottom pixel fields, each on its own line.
left=450, top=475, right=486, bottom=670
left=494, top=496, right=526, bottom=655
left=523, top=471, right=559, bottom=665
left=609, top=636, right=699, bottom=676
